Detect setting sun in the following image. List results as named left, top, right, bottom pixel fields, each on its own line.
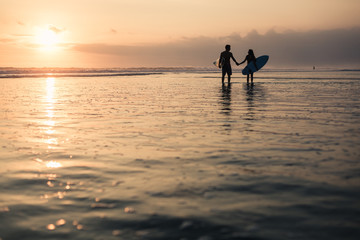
left=35, top=25, right=62, bottom=51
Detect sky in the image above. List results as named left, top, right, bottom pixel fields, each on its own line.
left=1, top=0, right=360, bottom=68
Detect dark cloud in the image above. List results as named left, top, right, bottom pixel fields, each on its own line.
left=73, top=28, right=360, bottom=67
left=241, top=28, right=360, bottom=67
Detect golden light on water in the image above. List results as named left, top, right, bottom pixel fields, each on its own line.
left=46, top=224, right=56, bottom=231
left=44, top=120, right=55, bottom=127
left=43, top=77, right=58, bottom=149
left=45, top=129, right=55, bottom=135
left=47, top=181, right=54, bottom=187
left=46, top=219, right=66, bottom=231
left=44, top=138, right=58, bottom=146
left=46, top=77, right=56, bottom=105
left=45, top=160, right=62, bottom=168
left=56, top=219, right=66, bottom=226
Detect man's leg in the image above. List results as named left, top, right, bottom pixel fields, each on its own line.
left=222, top=68, right=226, bottom=84
left=228, top=67, right=232, bottom=83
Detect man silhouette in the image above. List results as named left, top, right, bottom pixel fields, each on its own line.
left=219, top=45, right=239, bottom=84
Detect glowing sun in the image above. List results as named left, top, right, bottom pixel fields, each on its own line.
left=35, top=25, right=63, bottom=51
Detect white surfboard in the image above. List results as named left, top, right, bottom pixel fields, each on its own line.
left=242, top=55, right=269, bottom=75
left=213, top=58, right=224, bottom=68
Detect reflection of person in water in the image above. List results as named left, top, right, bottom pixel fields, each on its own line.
left=239, top=49, right=258, bottom=84
left=243, top=82, right=266, bottom=122
left=220, top=83, right=232, bottom=115
left=219, top=83, right=232, bottom=132
left=244, top=83, right=255, bottom=121
left=219, top=45, right=239, bottom=84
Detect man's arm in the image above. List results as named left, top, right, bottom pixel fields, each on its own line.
left=230, top=53, right=239, bottom=65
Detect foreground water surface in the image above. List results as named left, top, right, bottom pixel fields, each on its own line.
left=0, top=70, right=360, bottom=240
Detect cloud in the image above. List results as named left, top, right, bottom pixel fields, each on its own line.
left=0, top=38, right=14, bottom=43
left=0, top=33, right=33, bottom=45
left=48, top=25, right=64, bottom=34
left=110, top=28, right=117, bottom=34
left=73, top=36, right=223, bottom=66
left=241, top=28, right=360, bottom=67
left=73, top=27, right=360, bottom=67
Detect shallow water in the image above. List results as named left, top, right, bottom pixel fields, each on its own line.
left=0, top=71, right=360, bottom=240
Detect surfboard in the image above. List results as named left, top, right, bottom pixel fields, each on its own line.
left=213, top=58, right=224, bottom=68
left=242, top=55, right=269, bottom=75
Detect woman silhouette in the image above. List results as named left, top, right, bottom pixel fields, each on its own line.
left=239, top=49, right=258, bottom=83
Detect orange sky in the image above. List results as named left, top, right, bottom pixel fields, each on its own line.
left=1, top=0, right=360, bottom=67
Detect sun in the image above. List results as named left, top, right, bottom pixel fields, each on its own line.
left=39, top=29, right=58, bottom=46
left=35, top=25, right=62, bottom=51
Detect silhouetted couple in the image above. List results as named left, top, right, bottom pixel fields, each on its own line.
left=219, top=45, right=257, bottom=84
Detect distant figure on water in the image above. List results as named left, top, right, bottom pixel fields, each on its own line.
left=219, top=45, right=240, bottom=84
left=239, top=49, right=258, bottom=83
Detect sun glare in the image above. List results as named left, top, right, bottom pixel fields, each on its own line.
left=35, top=26, right=62, bottom=51
left=46, top=160, right=62, bottom=169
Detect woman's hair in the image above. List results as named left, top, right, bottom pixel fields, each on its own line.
left=248, top=49, right=254, bottom=55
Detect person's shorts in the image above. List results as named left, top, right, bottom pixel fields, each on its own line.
left=222, top=65, right=232, bottom=76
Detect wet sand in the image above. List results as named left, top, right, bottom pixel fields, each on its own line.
left=0, top=70, right=360, bottom=239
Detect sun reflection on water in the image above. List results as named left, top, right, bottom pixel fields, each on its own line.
left=43, top=77, right=58, bottom=148
left=45, top=160, right=62, bottom=168
left=46, top=77, right=56, bottom=105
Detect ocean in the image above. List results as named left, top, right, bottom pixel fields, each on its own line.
left=0, top=68, right=359, bottom=240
